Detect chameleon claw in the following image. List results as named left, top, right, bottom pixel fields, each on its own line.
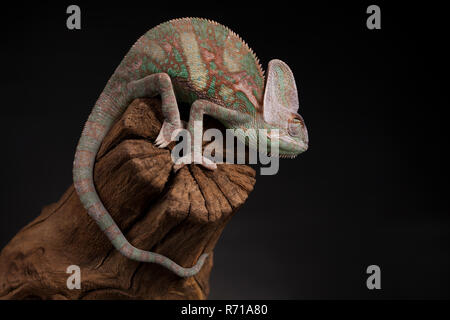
left=156, top=140, right=170, bottom=148
left=155, top=121, right=184, bottom=149
left=198, top=155, right=217, bottom=170
left=173, top=157, right=189, bottom=172
left=154, top=134, right=169, bottom=148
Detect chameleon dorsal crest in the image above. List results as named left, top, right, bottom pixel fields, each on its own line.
left=263, top=59, right=300, bottom=125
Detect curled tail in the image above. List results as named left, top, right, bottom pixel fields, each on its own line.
left=73, top=91, right=208, bottom=278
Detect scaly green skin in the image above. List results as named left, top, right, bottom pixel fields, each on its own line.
left=73, top=18, right=308, bottom=277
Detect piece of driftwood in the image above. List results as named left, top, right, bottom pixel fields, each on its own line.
left=0, top=98, right=256, bottom=300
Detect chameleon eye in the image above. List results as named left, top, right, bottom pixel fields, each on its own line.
left=288, top=117, right=303, bottom=136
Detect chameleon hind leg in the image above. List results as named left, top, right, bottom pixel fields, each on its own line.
left=127, top=73, right=182, bottom=148
left=174, top=99, right=252, bottom=171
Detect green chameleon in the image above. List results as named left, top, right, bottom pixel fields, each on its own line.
left=73, top=18, right=309, bottom=277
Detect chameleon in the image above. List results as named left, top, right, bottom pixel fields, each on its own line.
left=73, top=18, right=309, bottom=278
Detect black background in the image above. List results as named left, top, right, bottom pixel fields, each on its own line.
left=0, top=1, right=448, bottom=299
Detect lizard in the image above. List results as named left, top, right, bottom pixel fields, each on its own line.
left=73, top=18, right=309, bottom=278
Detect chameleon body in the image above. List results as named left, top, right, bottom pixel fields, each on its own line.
left=73, top=18, right=308, bottom=277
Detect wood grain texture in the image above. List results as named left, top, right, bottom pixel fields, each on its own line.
left=0, top=98, right=256, bottom=300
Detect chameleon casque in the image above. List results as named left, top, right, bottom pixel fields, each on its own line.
left=73, top=18, right=309, bottom=278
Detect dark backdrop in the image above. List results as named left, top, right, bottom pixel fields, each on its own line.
left=0, top=1, right=448, bottom=299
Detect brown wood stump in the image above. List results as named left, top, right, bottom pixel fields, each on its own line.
left=0, top=98, right=256, bottom=300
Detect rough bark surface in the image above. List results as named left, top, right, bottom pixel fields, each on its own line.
left=0, top=98, right=256, bottom=300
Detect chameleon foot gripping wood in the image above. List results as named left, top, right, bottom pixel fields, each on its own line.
left=0, top=98, right=256, bottom=299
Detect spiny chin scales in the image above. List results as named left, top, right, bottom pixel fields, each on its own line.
left=279, top=154, right=297, bottom=159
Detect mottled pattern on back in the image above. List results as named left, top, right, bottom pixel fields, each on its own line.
left=134, top=18, right=265, bottom=115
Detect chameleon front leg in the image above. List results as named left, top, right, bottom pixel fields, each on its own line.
left=127, top=73, right=182, bottom=148
left=174, top=99, right=252, bottom=171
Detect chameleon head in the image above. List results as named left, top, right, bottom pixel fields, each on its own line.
left=260, top=59, right=309, bottom=158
